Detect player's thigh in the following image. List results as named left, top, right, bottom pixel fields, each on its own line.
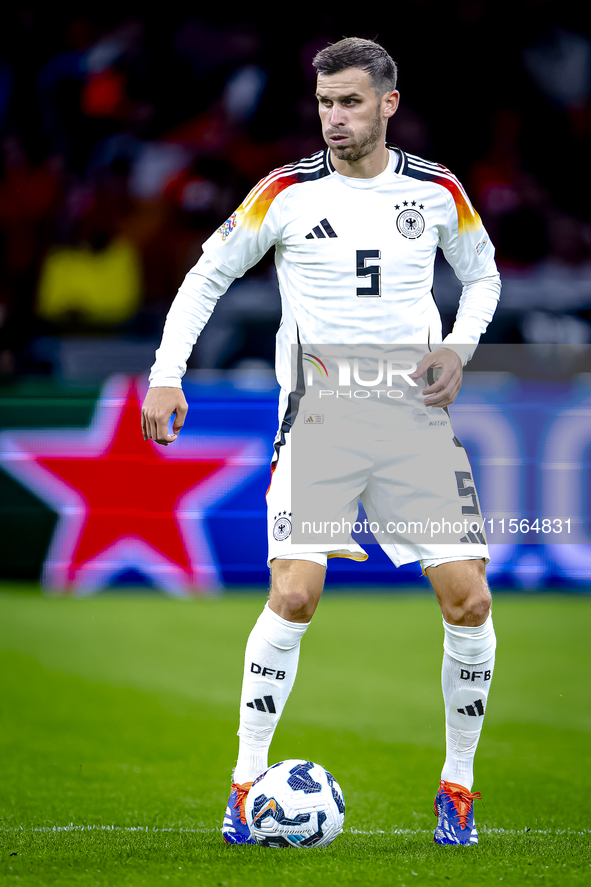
left=362, top=425, right=486, bottom=551
left=269, top=557, right=326, bottom=623
left=426, top=557, right=491, bottom=626
left=266, top=430, right=368, bottom=563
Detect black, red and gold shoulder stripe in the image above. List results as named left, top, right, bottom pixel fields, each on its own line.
left=238, top=150, right=332, bottom=233
left=398, top=148, right=483, bottom=236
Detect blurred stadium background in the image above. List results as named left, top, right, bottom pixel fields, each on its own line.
left=1, top=2, right=591, bottom=594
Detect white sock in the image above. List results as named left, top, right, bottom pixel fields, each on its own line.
left=440, top=613, right=496, bottom=791
left=233, top=603, right=310, bottom=784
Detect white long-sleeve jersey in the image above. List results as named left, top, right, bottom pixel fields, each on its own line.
left=150, top=146, right=501, bottom=399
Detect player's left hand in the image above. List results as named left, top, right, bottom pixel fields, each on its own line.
left=411, top=348, right=463, bottom=407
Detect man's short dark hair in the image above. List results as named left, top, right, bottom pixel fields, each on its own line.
left=312, top=37, right=398, bottom=95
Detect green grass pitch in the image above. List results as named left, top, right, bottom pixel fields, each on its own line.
left=1, top=586, right=590, bottom=886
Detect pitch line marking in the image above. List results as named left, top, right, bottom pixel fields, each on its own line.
left=4, top=824, right=591, bottom=837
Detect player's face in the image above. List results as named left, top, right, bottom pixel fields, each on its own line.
left=316, top=68, right=399, bottom=164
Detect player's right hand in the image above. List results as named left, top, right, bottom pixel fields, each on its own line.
left=141, top=387, right=188, bottom=446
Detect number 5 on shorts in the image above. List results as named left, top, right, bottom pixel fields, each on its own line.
left=455, top=471, right=480, bottom=515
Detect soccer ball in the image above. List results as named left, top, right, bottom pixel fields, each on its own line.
left=245, top=759, right=345, bottom=848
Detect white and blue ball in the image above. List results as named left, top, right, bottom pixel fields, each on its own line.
left=245, top=759, right=345, bottom=848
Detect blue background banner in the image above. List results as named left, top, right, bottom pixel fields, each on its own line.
left=1, top=369, right=590, bottom=592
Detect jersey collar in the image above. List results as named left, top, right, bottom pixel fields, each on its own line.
left=325, top=145, right=404, bottom=185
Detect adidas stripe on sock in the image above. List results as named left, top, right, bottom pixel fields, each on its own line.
left=233, top=603, right=310, bottom=784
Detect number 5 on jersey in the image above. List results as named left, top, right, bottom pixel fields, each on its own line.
left=356, top=250, right=381, bottom=297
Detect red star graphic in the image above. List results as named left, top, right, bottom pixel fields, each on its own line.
left=39, top=382, right=227, bottom=584
left=0, top=377, right=266, bottom=593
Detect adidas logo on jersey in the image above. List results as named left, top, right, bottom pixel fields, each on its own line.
left=305, top=218, right=338, bottom=239
left=457, top=699, right=485, bottom=717
left=460, top=529, right=486, bottom=545
left=246, top=695, right=277, bottom=713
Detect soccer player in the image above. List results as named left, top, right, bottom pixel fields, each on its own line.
left=142, top=37, right=501, bottom=847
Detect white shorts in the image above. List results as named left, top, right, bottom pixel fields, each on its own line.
left=273, top=551, right=486, bottom=575
left=266, top=403, right=490, bottom=570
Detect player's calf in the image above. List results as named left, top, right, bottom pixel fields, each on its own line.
left=439, top=611, right=496, bottom=792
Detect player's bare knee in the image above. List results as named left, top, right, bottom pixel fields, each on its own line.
left=269, top=585, right=318, bottom=622
left=442, top=585, right=491, bottom=626
left=269, top=559, right=324, bottom=622
left=428, top=559, right=491, bottom=626
left=462, top=589, right=491, bottom=625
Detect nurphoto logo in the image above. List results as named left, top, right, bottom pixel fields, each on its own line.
left=303, top=350, right=419, bottom=400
